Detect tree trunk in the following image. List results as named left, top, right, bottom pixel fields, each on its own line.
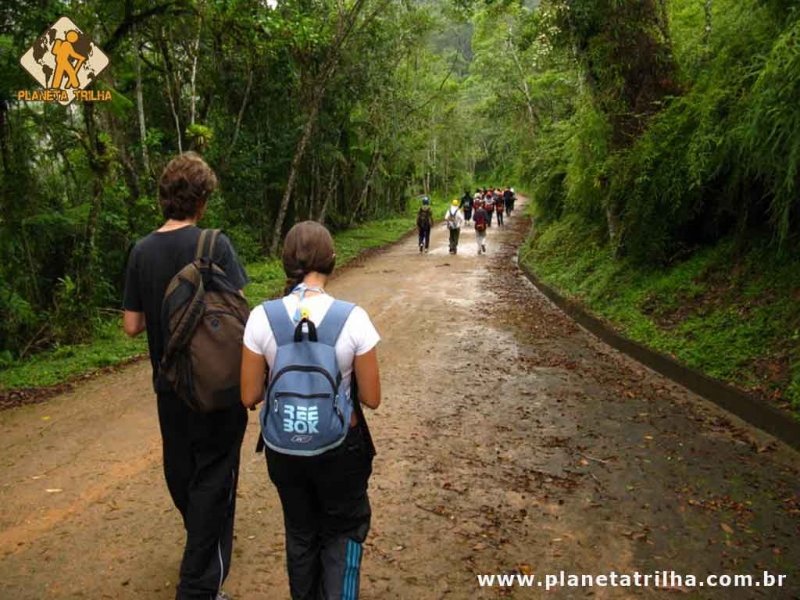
left=431, top=136, right=437, bottom=193
left=606, top=206, right=622, bottom=255
left=0, top=101, right=9, bottom=173
left=318, top=161, right=338, bottom=225
left=507, top=34, right=538, bottom=137
left=189, top=17, right=202, bottom=126
left=107, top=103, right=141, bottom=208
left=158, top=33, right=183, bottom=153
left=350, top=142, right=380, bottom=226
left=20, top=227, right=41, bottom=305
left=267, top=0, right=377, bottom=253
left=134, top=30, right=150, bottom=174
left=268, top=102, right=321, bottom=255
left=443, top=149, right=449, bottom=194
left=76, top=102, right=107, bottom=300
left=309, top=150, right=320, bottom=220
left=223, top=66, right=254, bottom=166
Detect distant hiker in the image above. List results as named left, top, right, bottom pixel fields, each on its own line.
left=503, top=187, right=514, bottom=218
left=123, top=152, right=249, bottom=600
left=461, top=190, right=473, bottom=223
left=508, top=187, right=517, bottom=216
left=444, top=199, right=465, bottom=255
left=484, top=192, right=495, bottom=227
left=473, top=199, right=489, bottom=255
left=241, top=221, right=381, bottom=600
left=417, top=197, right=434, bottom=254
left=495, top=189, right=506, bottom=228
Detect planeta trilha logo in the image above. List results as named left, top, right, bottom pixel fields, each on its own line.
left=18, top=16, right=111, bottom=106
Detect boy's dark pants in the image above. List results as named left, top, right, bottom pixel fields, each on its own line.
left=464, top=208, right=472, bottom=222
left=418, top=226, right=431, bottom=249
left=267, top=426, right=373, bottom=600
left=487, top=211, right=494, bottom=226
left=157, top=393, right=247, bottom=600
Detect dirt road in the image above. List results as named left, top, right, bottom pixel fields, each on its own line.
left=1, top=205, right=798, bottom=599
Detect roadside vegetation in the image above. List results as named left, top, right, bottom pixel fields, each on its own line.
left=0, top=210, right=417, bottom=391
left=464, top=0, right=800, bottom=417
left=522, top=210, right=800, bottom=417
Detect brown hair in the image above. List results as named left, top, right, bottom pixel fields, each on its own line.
left=158, top=152, right=218, bottom=220
left=282, top=221, right=336, bottom=295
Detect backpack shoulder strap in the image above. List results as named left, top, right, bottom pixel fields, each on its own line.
left=263, top=299, right=296, bottom=347
left=160, top=264, right=206, bottom=365
left=316, top=300, right=356, bottom=347
left=195, top=229, right=221, bottom=261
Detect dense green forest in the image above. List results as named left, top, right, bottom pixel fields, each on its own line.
left=1, top=0, right=799, bottom=412
left=0, top=0, right=473, bottom=364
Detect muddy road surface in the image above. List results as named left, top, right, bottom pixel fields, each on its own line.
left=1, top=203, right=798, bottom=599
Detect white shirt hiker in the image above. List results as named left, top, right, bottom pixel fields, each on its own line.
left=244, top=293, right=381, bottom=399
left=444, top=206, right=465, bottom=230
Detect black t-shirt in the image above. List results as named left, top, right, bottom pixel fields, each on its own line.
left=123, top=226, right=249, bottom=387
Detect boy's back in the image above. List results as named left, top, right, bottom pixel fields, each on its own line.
left=123, top=226, right=248, bottom=388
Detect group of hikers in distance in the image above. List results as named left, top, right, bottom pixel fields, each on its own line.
left=416, top=186, right=517, bottom=255
left=123, top=151, right=381, bottom=600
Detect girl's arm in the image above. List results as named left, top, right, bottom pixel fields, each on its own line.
left=241, top=346, right=267, bottom=408
left=353, top=348, right=381, bottom=409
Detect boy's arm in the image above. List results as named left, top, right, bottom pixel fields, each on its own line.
left=123, top=311, right=146, bottom=337
left=122, top=245, right=144, bottom=337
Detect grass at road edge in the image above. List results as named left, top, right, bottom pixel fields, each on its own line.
left=0, top=213, right=416, bottom=392
left=520, top=207, right=800, bottom=420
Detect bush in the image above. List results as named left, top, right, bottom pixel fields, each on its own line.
left=0, top=284, right=39, bottom=357
left=52, top=276, right=98, bottom=345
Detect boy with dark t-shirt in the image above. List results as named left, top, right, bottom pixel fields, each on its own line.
left=123, top=152, right=249, bottom=600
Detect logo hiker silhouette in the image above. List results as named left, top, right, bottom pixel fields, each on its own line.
left=51, top=30, right=85, bottom=89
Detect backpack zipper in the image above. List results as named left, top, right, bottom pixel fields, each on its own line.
left=272, top=392, right=333, bottom=416
left=274, top=392, right=330, bottom=399
left=268, top=366, right=341, bottom=422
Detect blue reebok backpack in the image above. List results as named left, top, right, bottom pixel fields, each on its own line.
left=259, top=299, right=356, bottom=456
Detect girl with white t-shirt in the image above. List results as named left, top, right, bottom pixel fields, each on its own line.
left=241, top=221, right=381, bottom=600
